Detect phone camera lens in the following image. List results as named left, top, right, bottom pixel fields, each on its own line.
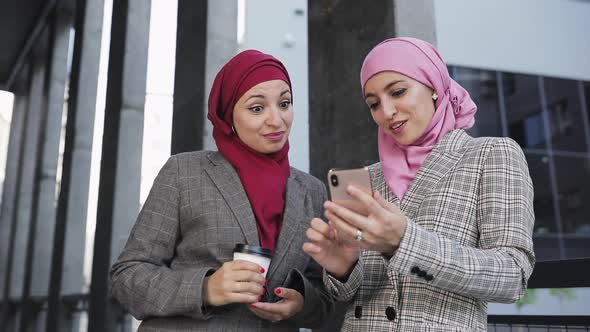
left=330, top=174, right=339, bottom=187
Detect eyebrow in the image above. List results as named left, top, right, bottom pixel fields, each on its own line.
left=246, top=89, right=291, bottom=101
left=364, top=80, right=406, bottom=99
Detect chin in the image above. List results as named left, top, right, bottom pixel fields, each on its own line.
left=261, top=143, right=286, bottom=154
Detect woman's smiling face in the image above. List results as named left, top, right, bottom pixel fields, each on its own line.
left=232, top=79, right=293, bottom=154
left=363, top=71, right=436, bottom=145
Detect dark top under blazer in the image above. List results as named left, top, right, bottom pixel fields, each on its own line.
left=109, top=151, right=334, bottom=331
left=325, top=130, right=536, bottom=331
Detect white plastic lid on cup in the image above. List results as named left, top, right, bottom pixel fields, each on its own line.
left=233, top=244, right=272, bottom=278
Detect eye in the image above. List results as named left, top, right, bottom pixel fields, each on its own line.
left=367, top=101, right=380, bottom=111
left=392, top=88, right=406, bottom=97
left=248, top=105, right=263, bottom=113
left=279, top=100, right=292, bottom=109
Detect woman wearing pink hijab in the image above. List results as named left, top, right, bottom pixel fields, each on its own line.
left=303, top=38, right=535, bottom=331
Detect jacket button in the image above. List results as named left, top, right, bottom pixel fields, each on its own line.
left=418, top=270, right=427, bottom=278
left=411, top=266, right=420, bottom=274
left=425, top=274, right=434, bottom=281
left=354, top=306, right=362, bottom=318
left=385, top=306, right=396, bottom=321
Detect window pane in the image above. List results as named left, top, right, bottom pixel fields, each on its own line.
left=553, top=155, right=590, bottom=259
left=503, top=73, right=546, bottom=149
left=525, top=153, right=560, bottom=261
left=543, top=78, right=588, bottom=153
left=451, top=67, right=503, bottom=137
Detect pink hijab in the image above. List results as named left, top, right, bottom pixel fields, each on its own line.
left=360, top=38, right=477, bottom=200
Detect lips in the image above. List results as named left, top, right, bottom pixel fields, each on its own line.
left=388, top=120, right=407, bottom=134
left=263, top=131, right=285, bottom=141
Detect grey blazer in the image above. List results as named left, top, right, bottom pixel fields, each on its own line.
left=109, top=151, right=334, bottom=331
left=325, top=130, right=536, bottom=331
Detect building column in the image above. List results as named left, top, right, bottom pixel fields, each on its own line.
left=308, top=0, right=436, bottom=180
left=307, top=1, right=435, bottom=330
left=88, top=1, right=151, bottom=331
left=3, top=31, right=49, bottom=332
left=46, top=0, right=105, bottom=331
left=22, top=5, right=74, bottom=331
left=202, top=0, right=238, bottom=151
left=0, top=64, right=30, bottom=331
left=308, top=0, right=395, bottom=181
left=31, top=2, right=73, bottom=300
left=171, top=0, right=208, bottom=154
left=10, top=36, right=49, bottom=301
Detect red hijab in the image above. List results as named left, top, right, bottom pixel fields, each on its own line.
left=207, top=50, right=292, bottom=253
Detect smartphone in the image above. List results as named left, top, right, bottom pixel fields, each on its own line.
left=327, top=167, right=372, bottom=201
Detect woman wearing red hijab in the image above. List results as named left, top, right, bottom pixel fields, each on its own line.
left=110, top=50, right=333, bottom=331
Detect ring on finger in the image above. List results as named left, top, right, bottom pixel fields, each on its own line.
left=355, top=229, right=363, bottom=242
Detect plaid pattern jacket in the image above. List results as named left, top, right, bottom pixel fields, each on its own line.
left=325, top=130, right=536, bottom=331
left=109, top=151, right=333, bottom=331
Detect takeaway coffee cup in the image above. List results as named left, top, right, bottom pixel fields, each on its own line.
left=233, top=244, right=272, bottom=278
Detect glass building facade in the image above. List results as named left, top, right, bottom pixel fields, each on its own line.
left=450, top=66, right=590, bottom=261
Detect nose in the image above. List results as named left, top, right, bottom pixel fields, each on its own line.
left=382, top=99, right=397, bottom=120
left=265, top=107, right=283, bottom=127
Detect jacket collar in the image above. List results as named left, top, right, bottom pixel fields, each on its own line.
left=370, top=129, right=472, bottom=219
left=205, top=151, right=306, bottom=279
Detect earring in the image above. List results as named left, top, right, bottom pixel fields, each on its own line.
left=231, top=125, right=237, bottom=135
left=432, top=92, right=438, bottom=101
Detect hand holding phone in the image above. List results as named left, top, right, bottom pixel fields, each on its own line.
left=327, top=167, right=373, bottom=216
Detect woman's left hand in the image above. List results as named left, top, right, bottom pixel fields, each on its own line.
left=325, top=185, right=407, bottom=255
left=247, top=287, right=304, bottom=322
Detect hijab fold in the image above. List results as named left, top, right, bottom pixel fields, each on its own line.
left=360, top=38, right=477, bottom=200
left=207, top=50, right=292, bottom=253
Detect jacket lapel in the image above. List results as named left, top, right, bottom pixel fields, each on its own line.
left=400, top=130, right=470, bottom=220
left=266, top=173, right=306, bottom=280
left=204, top=152, right=260, bottom=246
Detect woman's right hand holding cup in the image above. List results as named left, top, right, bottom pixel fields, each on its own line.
left=204, top=260, right=266, bottom=306
left=303, top=217, right=360, bottom=279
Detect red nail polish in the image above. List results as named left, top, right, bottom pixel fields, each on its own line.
left=264, top=279, right=269, bottom=285
left=274, top=288, right=281, bottom=295
left=258, top=295, right=262, bottom=301
left=260, top=267, right=265, bottom=273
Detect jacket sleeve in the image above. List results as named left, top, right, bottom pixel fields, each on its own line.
left=287, top=180, right=336, bottom=328
left=109, top=155, right=215, bottom=320
left=389, top=138, right=535, bottom=303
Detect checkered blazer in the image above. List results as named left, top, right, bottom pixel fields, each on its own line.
left=324, top=130, right=535, bottom=331
left=109, top=151, right=334, bottom=331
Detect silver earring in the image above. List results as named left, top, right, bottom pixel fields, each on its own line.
left=432, top=92, right=438, bottom=101
left=231, top=125, right=237, bottom=135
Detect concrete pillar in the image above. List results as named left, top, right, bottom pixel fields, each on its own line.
left=308, top=0, right=436, bottom=180
left=0, top=86, right=27, bottom=301
left=0, top=66, right=30, bottom=327
left=88, top=1, right=151, bottom=330
left=46, top=0, right=104, bottom=331
left=56, top=0, right=104, bottom=295
left=31, top=4, right=74, bottom=299
left=171, top=0, right=208, bottom=154
left=107, top=0, right=151, bottom=276
left=202, top=0, right=238, bottom=151
left=308, top=0, right=395, bottom=181
left=10, top=41, right=48, bottom=301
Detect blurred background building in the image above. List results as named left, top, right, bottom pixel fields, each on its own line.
left=0, top=0, right=588, bottom=331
